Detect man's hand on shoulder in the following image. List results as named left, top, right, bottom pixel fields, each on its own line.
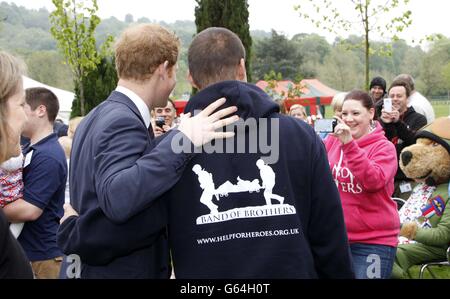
left=60, top=203, right=79, bottom=224
left=177, top=97, right=239, bottom=147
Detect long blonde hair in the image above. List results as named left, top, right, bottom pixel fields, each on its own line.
left=68, top=116, right=84, bottom=139
left=58, top=116, right=84, bottom=158
left=0, top=51, right=26, bottom=163
left=331, top=92, right=348, bottom=115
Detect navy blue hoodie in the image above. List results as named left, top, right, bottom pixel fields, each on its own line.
left=165, top=81, right=353, bottom=279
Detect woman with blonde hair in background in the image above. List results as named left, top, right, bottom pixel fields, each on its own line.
left=289, top=104, right=308, bottom=122
left=58, top=116, right=84, bottom=158
left=58, top=116, right=84, bottom=204
left=331, top=92, right=348, bottom=118
left=0, top=51, right=33, bottom=278
left=318, top=92, right=348, bottom=140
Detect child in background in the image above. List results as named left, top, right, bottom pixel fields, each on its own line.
left=289, top=104, right=308, bottom=122
left=0, top=149, right=25, bottom=238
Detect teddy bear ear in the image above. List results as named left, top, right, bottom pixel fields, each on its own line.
left=428, top=117, right=450, bottom=140
left=415, top=117, right=450, bottom=156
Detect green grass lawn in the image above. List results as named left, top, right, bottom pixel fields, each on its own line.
left=432, top=102, right=450, bottom=118
left=406, top=264, right=450, bottom=279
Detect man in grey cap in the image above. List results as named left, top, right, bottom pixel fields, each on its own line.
left=370, top=76, right=387, bottom=119
left=370, top=76, right=387, bottom=103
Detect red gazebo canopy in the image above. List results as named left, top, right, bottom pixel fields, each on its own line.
left=174, top=79, right=339, bottom=117
left=256, top=79, right=339, bottom=115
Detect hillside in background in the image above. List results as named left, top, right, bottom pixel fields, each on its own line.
left=0, top=2, right=199, bottom=96
left=1, top=1, right=450, bottom=99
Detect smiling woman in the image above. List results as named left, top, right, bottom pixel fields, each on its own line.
left=324, top=90, right=400, bottom=279
left=0, top=52, right=28, bottom=163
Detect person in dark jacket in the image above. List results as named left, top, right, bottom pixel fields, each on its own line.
left=56, top=24, right=238, bottom=279
left=53, top=119, right=68, bottom=138
left=370, top=76, right=387, bottom=103
left=380, top=79, right=427, bottom=199
left=0, top=210, right=33, bottom=278
left=369, top=76, right=387, bottom=119
left=164, top=27, right=354, bottom=279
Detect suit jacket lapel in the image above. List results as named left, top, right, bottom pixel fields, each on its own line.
left=108, top=91, right=147, bottom=128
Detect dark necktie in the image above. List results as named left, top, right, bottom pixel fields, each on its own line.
left=148, top=124, right=155, bottom=140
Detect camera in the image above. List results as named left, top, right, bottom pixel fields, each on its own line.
left=383, top=98, right=393, bottom=113
left=314, top=118, right=337, bottom=134
left=155, top=116, right=166, bottom=129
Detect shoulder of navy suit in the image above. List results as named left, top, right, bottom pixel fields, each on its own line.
left=107, top=91, right=147, bottom=127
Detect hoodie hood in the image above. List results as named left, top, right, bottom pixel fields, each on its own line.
left=185, top=81, right=279, bottom=119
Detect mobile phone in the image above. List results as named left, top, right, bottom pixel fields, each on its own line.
left=383, top=98, right=392, bottom=113
left=314, top=118, right=337, bottom=134
left=155, top=116, right=165, bottom=128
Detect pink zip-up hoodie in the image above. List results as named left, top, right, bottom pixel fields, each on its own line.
left=324, top=122, right=400, bottom=247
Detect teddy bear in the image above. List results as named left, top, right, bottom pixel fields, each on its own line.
left=391, top=116, right=450, bottom=279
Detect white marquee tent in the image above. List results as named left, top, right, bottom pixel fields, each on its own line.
left=22, top=76, right=74, bottom=124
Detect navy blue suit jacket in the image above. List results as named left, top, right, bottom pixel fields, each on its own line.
left=57, top=91, right=192, bottom=278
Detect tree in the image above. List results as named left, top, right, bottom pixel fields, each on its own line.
left=137, top=17, right=151, bottom=23
left=253, top=30, right=301, bottom=81
left=50, top=0, right=113, bottom=115
left=194, top=0, right=253, bottom=82
left=0, top=8, right=6, bottom=32
left=124, top=13, right=134, bottom=23
left=292, top=33, right=330, bottom=78
left=295, top=0, right=412, bottom=89
left=443, top=62, right=450, bottom=99
left=420, top=37, right=450, bottom=97
left=71, top=56, right=118, bottom=117
left=318, top=45, right=364, bottom=91
left=26, top=50, right=74, bottom=91
left=263, top=70, right=284, bottom=101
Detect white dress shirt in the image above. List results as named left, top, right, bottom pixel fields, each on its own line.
left=115, top=86, right=151, bottom=129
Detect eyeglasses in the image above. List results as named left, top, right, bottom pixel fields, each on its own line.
left=155, top=108, right=174, bottom=114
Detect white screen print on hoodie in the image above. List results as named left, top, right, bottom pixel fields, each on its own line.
left=331, top=149, right=363, bottom=194
left=192, top=159, right=296, bottom=225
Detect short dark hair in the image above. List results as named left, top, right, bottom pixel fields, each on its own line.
left=389, top=79, right=411, bottom=98
left=344, top=90, right=374, bottom=110
left=188, top=27, right=246, bottom=89
left=393, top=74, right=415, bottom=91
left=25, top=87, right=59, bottom=123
